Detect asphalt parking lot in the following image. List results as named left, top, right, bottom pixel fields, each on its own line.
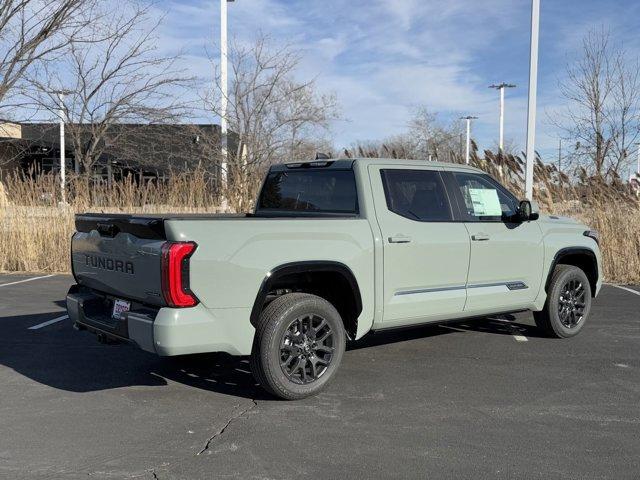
left=1, top=274, right=639, bottom=479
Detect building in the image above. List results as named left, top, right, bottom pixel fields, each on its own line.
left=0, top=122, right=225, bottom=182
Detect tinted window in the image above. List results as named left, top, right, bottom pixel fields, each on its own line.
left=381, top=169, right=453, bottom=221
left=452, top=172, right=519, bottom=221
left=258, top=169, right=358, bottom=214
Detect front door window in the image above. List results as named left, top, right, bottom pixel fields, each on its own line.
left=453, top=172, right=519, bottom=222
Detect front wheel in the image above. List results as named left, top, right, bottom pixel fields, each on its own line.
left=534, top=264, right=592, bottom=338
left=250, top=293, right=346, bottom=400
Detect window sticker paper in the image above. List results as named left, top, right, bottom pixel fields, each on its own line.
left=468, top=188, right=502, bottom=216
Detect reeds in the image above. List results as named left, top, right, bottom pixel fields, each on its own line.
left=0, top=169, right=221, bottom=273
left=1, top=155, right=638, bottom=283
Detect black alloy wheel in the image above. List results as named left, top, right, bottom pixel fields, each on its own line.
left=534, top=264, right=592, bottom=338
left=280, top=314, right=335, bottom=384
left=250, top=293, right=346, bottom=400
left=557, top=278, right=587, bottom=328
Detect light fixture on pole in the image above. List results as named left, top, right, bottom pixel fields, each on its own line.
left=525, top=0, right=540, bottom=200
left=220, top=0, right=234, bottom=209
left=460, top=116, right=478, bottom=165
left=489, top=83, right=516, bottom=152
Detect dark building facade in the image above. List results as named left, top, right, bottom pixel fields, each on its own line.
left=0, top=122, right=225, bottom=182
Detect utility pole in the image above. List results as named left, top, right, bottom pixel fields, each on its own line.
left=220, top=0, right=234, bottom=208
left=460, top=116, right=478, bottom=165
left=636, top=142, right=640, bottom=175
left=525, top=0, right=540, bottom=200
left=489, top=83, right=516, bottom=152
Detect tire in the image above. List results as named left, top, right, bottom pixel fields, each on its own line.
left=534, top=264, right=592, bottom=338
left=250, top=293, right=346, bottom=400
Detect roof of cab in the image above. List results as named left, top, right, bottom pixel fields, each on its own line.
left=270, top=157, right=484, bottom=173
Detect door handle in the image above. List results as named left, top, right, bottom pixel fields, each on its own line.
left=471, top=233, right=490, bottom=241
left=389, top=235, right=412, bottom=244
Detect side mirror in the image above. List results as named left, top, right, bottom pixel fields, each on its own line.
left=530, top=200, right=540, bottom=218
left=518, top=200, right=539, bottom=221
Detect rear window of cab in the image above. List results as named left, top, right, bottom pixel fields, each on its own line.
left=257, top=170, right=358, bottom=214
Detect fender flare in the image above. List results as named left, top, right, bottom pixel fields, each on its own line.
left=545, top=247, right=598, bottom=295
left=249, top=261, right=363, bottom=327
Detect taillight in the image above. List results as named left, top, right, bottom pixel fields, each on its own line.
left=161, top=241, right=198, bottom=307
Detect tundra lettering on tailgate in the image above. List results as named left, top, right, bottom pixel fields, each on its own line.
left=84, top=254, right=134, bottom=274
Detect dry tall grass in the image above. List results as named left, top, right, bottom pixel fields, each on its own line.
left=1, top=156, right=639, bottom=284
left=0, top=170, right=221, bottom=273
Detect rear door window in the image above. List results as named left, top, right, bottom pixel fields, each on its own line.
left=380, top=169, right=453, bottom=221
left=257, top=169, right=358, bottom=214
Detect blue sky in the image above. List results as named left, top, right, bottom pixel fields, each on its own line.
left=155, top=0, right=640, bottom=160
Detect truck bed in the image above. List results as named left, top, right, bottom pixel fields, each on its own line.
left=76, top=211, right=358, bottom=240
left=76, top=213, right=250, bottom=240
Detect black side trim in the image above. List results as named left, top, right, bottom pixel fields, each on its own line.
left=546, top=247, right=598, bottom=295
left=249, top=261, right=363, bottom=327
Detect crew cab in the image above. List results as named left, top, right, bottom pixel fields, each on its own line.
left=67, top=158, right=602, bottom=399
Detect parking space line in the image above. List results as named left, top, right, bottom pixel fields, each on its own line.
left=511, top=333, right=528, bottom=342
left=28, top=315, right=69, bottom=330
left=492, top=318, right=528, bottom=342
left=506, top=323, right=528, bottom=342
left=608, top=284, right=640, bottom=296
left=0, top=274, right=54, bottom=288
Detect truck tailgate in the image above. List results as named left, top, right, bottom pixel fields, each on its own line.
left=72, top=214, right=167, bottom=306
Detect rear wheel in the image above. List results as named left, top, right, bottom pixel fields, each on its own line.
left=250, top=293, right=346, bottom=400
left=534, top=264, right=592, bottom=338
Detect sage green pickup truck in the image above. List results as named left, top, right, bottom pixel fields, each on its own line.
left=67, top=158, right=602, bottom=399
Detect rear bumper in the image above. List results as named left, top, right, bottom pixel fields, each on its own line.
left=66, top=285, right=255, bottom=356
left=66, top=286, right=157, bottom=353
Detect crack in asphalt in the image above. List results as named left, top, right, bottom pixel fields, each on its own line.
left=196, top=399, right=258, bottom=456
left=137, top=399, right=259, bottom=478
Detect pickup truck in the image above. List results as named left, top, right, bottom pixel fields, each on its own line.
left=67, top=158, right=602, bottom=399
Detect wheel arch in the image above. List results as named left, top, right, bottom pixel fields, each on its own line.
left=546, top=247, right=598, bottom=296
left=250, top=261, right=363, bottom=339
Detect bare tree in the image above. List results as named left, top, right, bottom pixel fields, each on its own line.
left=607, top=51, right=640, bottom=176
left=28, top=1, right=194, bottom=173
left=0, top=0, right=96, bottom=110
left=345, top=107, right=463, bottom=162
left=407, top=107, right=464, bottom=162
left=205, top=35, right=339, bottom=211
left=556, top=28, right=640, bottom=178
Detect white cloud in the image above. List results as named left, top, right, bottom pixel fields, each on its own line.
left=151, top=0, right=638, bottom=159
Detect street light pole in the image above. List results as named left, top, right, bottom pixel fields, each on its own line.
left=635, top=142, right=640, bottom=175
left=57, top=92, right=66, bottom=205
left=460, top=116, right=478, bottom=165
left=558, top=138, right=562, bottom=176
left=489, top=83, right=516, bottom=152
left=525, top=0, right=540, bottom=200
left=220, top=0, right=232, bottom=207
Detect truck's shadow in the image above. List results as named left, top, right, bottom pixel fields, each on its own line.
left=438, top=315, right=545, bottom=338
left=351, top=314, right=543, bottom=351
left=1, top=311, right=541, bottom=399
